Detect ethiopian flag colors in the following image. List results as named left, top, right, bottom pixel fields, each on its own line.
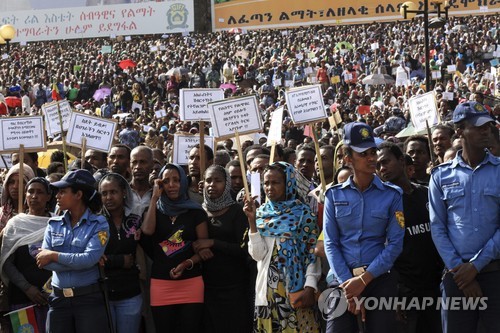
left=5, top=305, right=39, bottom=333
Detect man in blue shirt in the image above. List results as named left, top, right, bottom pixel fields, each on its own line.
left=429, top=101, right=500, bottom=333
left=324, top=122, right=405, bottom=333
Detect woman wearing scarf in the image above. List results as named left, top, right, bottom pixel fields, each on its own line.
left=98, top=173, right=143, bottom=333
left=141, top=163, right=212, bottom=332
left=0, top=178, right=54, bottom=333
left=243, top=162, right=320, bottom=332
left=195, top=165, right=251, bottom=333
left=0, top=163, right=35, bottom=333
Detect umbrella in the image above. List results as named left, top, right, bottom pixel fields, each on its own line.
left=220, top=83, right=237, bottom=93
left=38, top=149, right=76, bottom=168
left=93, top=87, right=111, bottom=102
left=362, top=74, right=395, bottom=85
left=451, top=25, right=468, bottom=32
left=5, top=96, right=21, bottom=108
left=228, top=28, right=243, bottom=34
left=395, top=124, right=428, bottom=138
left=166, top=67, right=180, bottom=77
left=118, top=59, right=136, bottom=70
left=334, top=41, right=353, bottom=50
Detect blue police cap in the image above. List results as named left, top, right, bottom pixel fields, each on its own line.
left=51, top=169, right=96, bottom=189
left=343, top=122, right=377, bottom=153
left=452, top=101, right=493, bottom=126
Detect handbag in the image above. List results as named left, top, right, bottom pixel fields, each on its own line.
left=288, top=289, right=320, bottom=309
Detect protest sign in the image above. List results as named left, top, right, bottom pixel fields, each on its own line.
left=208, top=95, right=262, bottom=139
left=431, top=71, right=442, bottom=79
left=267, top=107, right=284, bottom=145
left=0, top=155, right=12, bottom=168
left=0, top=116, right=46, bottom=153
left=131, top=102, right=142, bottom=113
left=447, top=65, right=456, bottom=73
left=408, top=92, right=439, bottom=131
left=442, top=92, right=454, bottom=101
left=180, top=89, right=225, bottom=121
left=66, top=112, right=117, bottom=153
left=42, top=100, right=72, bottom=137
left=173, top=134, right=215, bottom=165
left=101, top=45, right=112, bottom=54
left=155, top=109, right=167, bottom=118
left=285, top=85, right=327, bottom=125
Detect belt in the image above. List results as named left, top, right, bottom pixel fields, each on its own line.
left=350, top=266, right=368, bottom=277
left=481, top=260, right=500, bottom=274
left=53, top=283, right=101, bottom=298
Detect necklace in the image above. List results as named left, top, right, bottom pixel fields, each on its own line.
left=169, top=216, right=177, bottom=224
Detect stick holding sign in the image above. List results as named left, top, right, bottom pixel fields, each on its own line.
left=311, top=123, right=326, bottom=194
left=199, top=120, right=206, bottom=180
left=235, top=131, right=250, bottom=202
left=81, top=137, right=87, bottom=170
left=18, top=145, right=24, bottom=214
left=57, top=102, right=69, bottom=173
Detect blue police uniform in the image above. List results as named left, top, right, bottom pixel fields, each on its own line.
left=324, top=174, right=405, bottom=333
left=429, top=150, right=500, bottom=333
left=43, top=208, right=110, bottom=333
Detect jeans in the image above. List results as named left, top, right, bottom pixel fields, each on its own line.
left=109, top=294, right=142, bottom=333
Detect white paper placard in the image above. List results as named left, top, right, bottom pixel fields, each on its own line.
left=173, top=134, right=215, bottom=165
left=432, top=71, right=442, bottom=79
left=250, top=173, right=261, bottom=204
left=124, top=36, right=132, bottom=41
left=267, top=107, right=284, bottom=145
left=208, top=95, right=262, bottom=139
left=66, top=112, right=117, bottom=153
left=285, top=80, right=294, bottom=88
left=155, top=109, right=167, bottom=118
left=131, top=101, right=142, bottom=113
left=285, top=85, right=327, bottom=125
left=447, top=65, right=456, bottom=73
left=0, top=155, right=12, bottom=168
left=42, top=100, right=72, bottom=137
left=442, top=92, right=454, bottom=100
left=113, top=113, right=131, bottom=120
left=296, top=53, right=303, bottom=60
left=0, top=116, right=46, bottom=153
left=408, top=92, right=439, bottom=131
left=483, top=72, right=494, bottom=81
left=150, top=46, right=158, bottom=52
left=304, top=67, right=313, bottom=75
left=273, top=79, right=282, bottom=87
left=179, top=88, right=225, bottom=121
left=371, top=42, right=379, bottom=50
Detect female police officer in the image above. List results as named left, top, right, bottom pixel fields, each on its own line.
left=36, top=170, right=110, bottom=333
left=324, top=122, right=405, bottom=333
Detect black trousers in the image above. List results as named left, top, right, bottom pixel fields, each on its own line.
left=151, top=303, right=203, bottom=333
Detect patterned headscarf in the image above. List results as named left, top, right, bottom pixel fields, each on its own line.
left=202, top=165, right=235, bottom=212
left=256, top=162, right=318, bottom=293
left=156, top=163, right=203, bottom=217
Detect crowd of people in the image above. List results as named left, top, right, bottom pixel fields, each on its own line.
left=0, top=11, right=498, bottom=333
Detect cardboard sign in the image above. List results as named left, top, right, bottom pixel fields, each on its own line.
left=173, top=134, right=215, bottom=165
left=0, top=116, right=46, bottom=153
left=155, top=109, right=167, bottom=118
left=208, top=95, right=262, bottom=139
left=408, top=92, right=439, bottom=131
left=66, top=112, right=117, bottom=153
left=447, top=65, right=456, bottom=73
left=267, top=107, right=284, bottom=145
left=328, top=112, right=342, bottom=128
left=180, top=88, right=225, bottom=121
left=371, top=42, right=379, bottom=50
left=42, top=100, right=72, bottom=137
left=0, top=155, right=12, bottom=168
left=131, top=102, right=142, bottom=113
left=285, top=85, right=327, bottom=125
left=101, top=45, right=112, bottom=54
left=442, top=92, right=454, bottom=101
left=432, top=71, right=442, bottom=79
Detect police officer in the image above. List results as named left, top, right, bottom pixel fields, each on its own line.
left=36, top=170, right=110, bottom=333
left=324, top=122, right=405, bottom=333
left=429, top=102, right=500, bottom=333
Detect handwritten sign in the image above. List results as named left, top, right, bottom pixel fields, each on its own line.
left=173, top=134, right=215, bottom=165
left=285, top=85, right=327, bottom=125
left=66, top=112, right=117, bottom=153
left=131, top=102, right=142, bottom=113
left=208, top=95, right=262, bottom=139
left=0, top=116, right=46, bottom=153
left=179, top=89, right=225, bottom=121
left=42, top=100, right=72, bottom=137
left=408, top=92, right=439, bottom=131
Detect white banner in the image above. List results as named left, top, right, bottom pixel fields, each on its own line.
left=173, top=134, right=215, bottom=165
left=267, top=107, right=284, bottom=145
left=0, top=116, right=46, bottom=153
left=408, top=92, right=439, bottom=131
left=66, top=112, right=117, bottom=153
left=0, top=1, right=194, bottom=42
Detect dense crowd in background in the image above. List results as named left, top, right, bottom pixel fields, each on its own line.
left=0, top=12, right=498, bottom=333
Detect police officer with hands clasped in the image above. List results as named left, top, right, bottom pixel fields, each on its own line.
left=36, top=169, right=110, bottom=333
left=324, top=122, right=405, bottom=333
left=429, top=101, right=500, bottom=333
